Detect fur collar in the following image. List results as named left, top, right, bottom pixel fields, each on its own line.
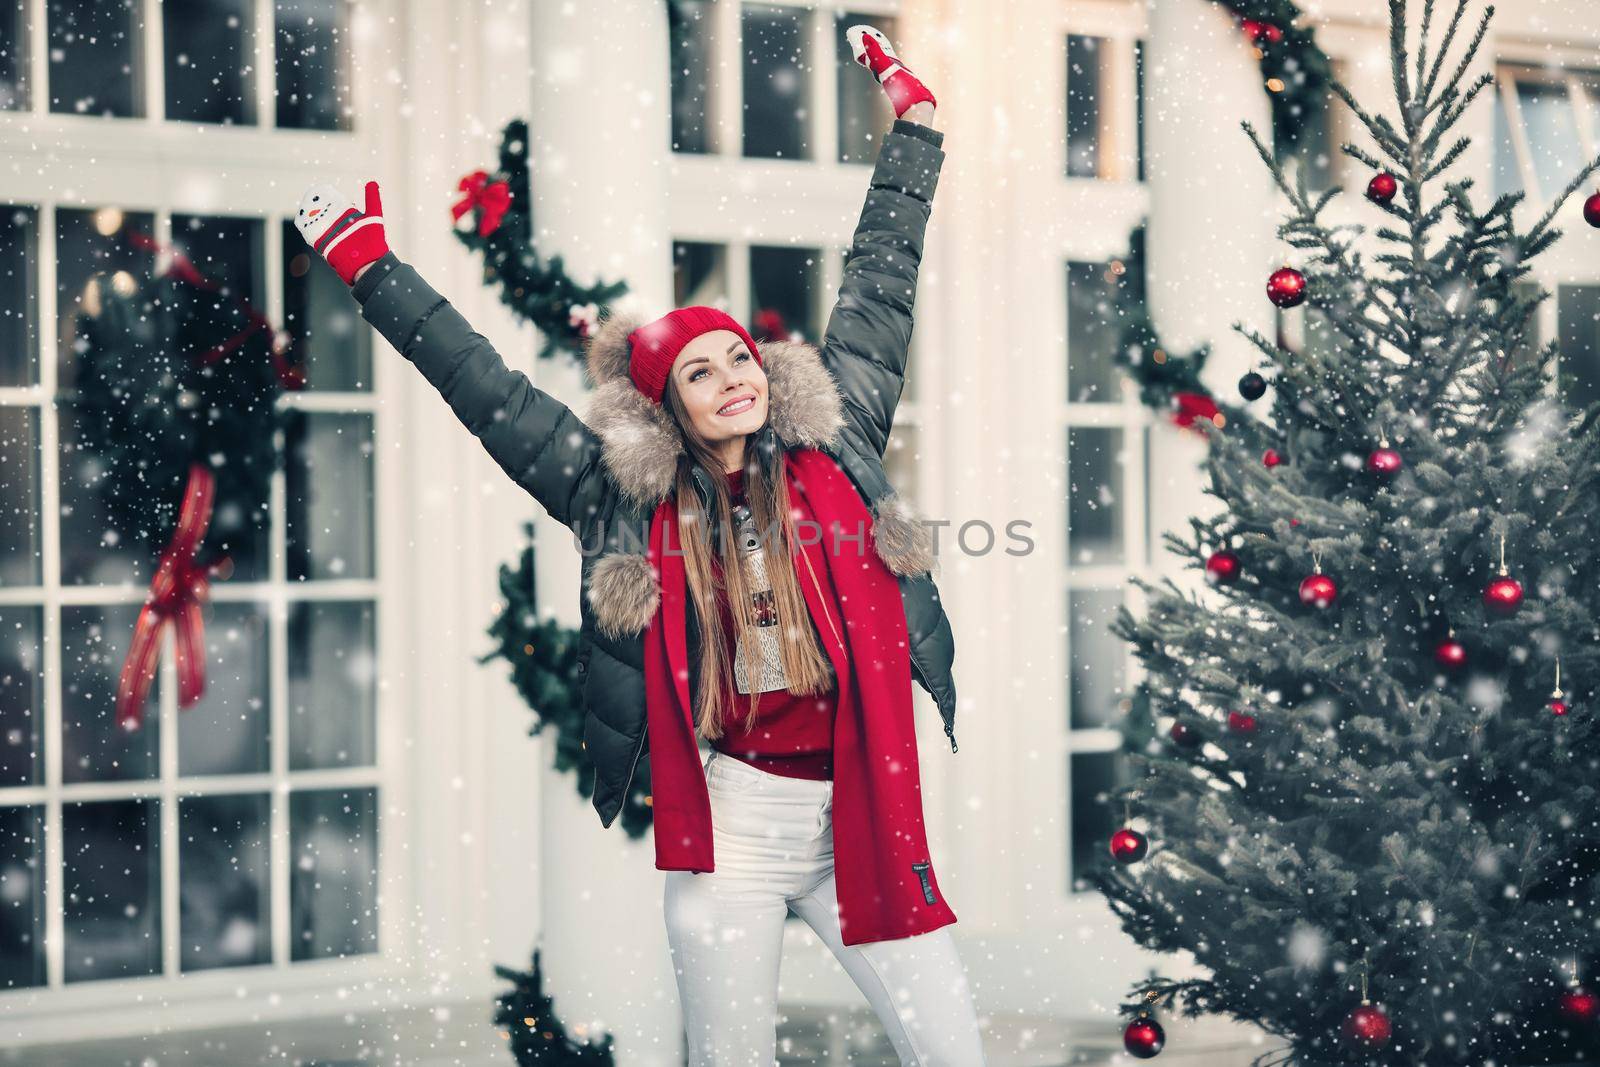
left=581, top=308, right=847, bottom=509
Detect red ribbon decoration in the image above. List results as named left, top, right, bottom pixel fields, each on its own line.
left=1171, top=390, right=1221, bottom=433
left=115, top=464, right=222, bottom=731
left=451, top=169, right=512, bottom=238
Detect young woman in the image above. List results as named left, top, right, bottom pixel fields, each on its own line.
left=294, top=26, right=983, bottom=1066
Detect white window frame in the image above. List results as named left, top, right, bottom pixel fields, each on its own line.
left=0, top=0, right=416, bottom=1037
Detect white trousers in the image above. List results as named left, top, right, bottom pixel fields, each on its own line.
left=663, top=748, right=988, bottom=1066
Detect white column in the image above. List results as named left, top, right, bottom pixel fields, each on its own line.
left=1143, top=0, right=1276, bottom=569
left=527, top=2, right=680, bottom=1063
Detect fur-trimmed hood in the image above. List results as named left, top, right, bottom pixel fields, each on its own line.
left=579, top=308, right=939, bottom=640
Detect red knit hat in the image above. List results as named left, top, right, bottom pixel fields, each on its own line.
left=626, top=306, right=763, bottom=405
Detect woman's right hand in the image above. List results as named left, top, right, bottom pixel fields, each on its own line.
left=294, top=181, right=390, bottom=286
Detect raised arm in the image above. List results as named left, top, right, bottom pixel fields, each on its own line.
left=820, top=119, right=945, bottom=459
left=295, top=182, right=607, bottom=532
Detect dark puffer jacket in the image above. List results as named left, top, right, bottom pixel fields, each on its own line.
left=351, top=118, right=952, bottom=829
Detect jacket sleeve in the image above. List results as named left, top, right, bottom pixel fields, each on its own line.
left=819, top=118, right=946, bottom=459
left=352, top=252, right=607, bottom=531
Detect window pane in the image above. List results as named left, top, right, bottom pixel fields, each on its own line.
left=1069, top=750, right=1128, bottom=892
left=285, top=411, right=375, bottom=581
left=290, top=787, right=378, bottom=961
left=1068, top=588, right=1125, bottom=730
left=179, top=792, right=271, bottom=972
left=61, top=604, right=158, bottom=784
left=282, top=219, right=371, bottom=391
left=750, top=245, right=818, bottom=344
left=1492, top=79, right=1523, bottom=200
left=669, top=0, right=715, bottom=153
left=1066, top=260, right=1119, bottom=402
left=164, top=0, right=255, bottom=124
left=742, top=4, right=810, bottom=160
left=47, top=0, right=145, bottom=117
left=0, top=804, right=45, bottom=989
left=673, top=241, right=729, bottom=309
left=1511, top=279, right=1542, bottom=366
left=0, top=408, right=41, bottom=587
left=0, top=2, right=28, bottom=110
left=55, top=207, right=155, bottom=389
left=0, top=206, right=38, bottom=387
left=274, top=0, right=352, bottom=131
left=1067, top=426, right=1124, bottom=566
left=179, top=602, right=270, bottom=777
left=835, top=12, right=897, bottom=164
left=289, top=600, right=376, bottom=770
left=0, top=607, right=42, bottom=789
left=64, top=797, right=161, bottom=983
left=1515, top=75, right=1583, bottom=202
left=1065, top=35, right=1103, bottom=179
left=1559, top=285, right=1600, bottom=412
left=57, top=401, right=147, bottom=587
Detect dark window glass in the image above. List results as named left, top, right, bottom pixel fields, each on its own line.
left=750, top=245, right=819, bottom=344
left=274, top=0, right=351, bottom=131
left=285, top=410, right=374, bottom=581
left=164, top=0, right=256, bottom=124
left=1559, top=284, right=1600, bottom=412
left=673, top=241, right=729, bottom=309
left=0, top=2, right=27, bottom=111
left=742, top=4, right=810, bottom=160
left=61, top=604, right=157, bottom=783
left=1065, top=35, right=1103, bottom=179
left=1067, top=426, right=1124, bottom=566
left=1068, top=589, right=1125, bottom=731
left=1066, top=260, right=1120, bottom=402
left=0, top=607, right=43, bottom=788
left=0, top=207, right=38, bottom=387
left=1069, top=750, right=1128, bottom=892
left=54, top=207, right=155, bottom=389
left=0, top=804, right=47, bottom=989
left=178, top=602, right=271, bottom=777
left=289, top=600, right=377, bottom=770
left=669, top=0, right=715, bottom=153
left=64, top=798, right=162, bottom=982
left=835, top=12, right=897, bottom=164
left=179, top=792, right=272, bottom=972
left=47, top=0, right=144, bottom=117
left=290, top=787, right=378, bottom=961
left=282, top=219, right=371, bottom=390
left=0, top=409, right=40, bottom=587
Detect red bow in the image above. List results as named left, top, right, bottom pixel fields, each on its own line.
left=452, top=170, right=512, bottom=238
left=115, top=464, right=225, bottom=730
left=1171, top=391, right=1220, bottom=433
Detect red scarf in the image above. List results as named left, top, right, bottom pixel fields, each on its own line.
left=644, top=447, right=957, bottom=946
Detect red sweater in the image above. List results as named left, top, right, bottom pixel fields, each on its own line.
left=707, top=467, right=838, bottom=780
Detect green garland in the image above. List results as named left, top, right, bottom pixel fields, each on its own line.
left=452, top=118, right=629, bottom=363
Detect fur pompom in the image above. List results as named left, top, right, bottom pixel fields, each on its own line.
left=587, top=551, right=660, bottom=637
left=871, top=491, right=937, bottom=577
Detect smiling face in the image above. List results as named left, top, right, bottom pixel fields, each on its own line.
left=666, top=329, right=768, bottom=456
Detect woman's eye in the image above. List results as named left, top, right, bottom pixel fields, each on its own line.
left=734, top=352, right=749, bottom=363
left=689, top=370, right=706, bottom=382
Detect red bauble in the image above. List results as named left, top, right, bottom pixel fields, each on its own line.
left=1433, top=638, right=1467, bottom=672
left=1366, top=172, right=1399, bottom=204
left=1550, top=699, right=1571, bottom=716
left=1227, top=710, right=1258, bottom=734
left=1240, top=18, right=1266, bottom=41
left=1343, top=1003, right=1393, bottom=1047
left=1123, top=1016, right=1166, bottom=1059
left=1110, top=828, right=1149, bottom=864
left=1299, top=572, right=1338, bottom=609
left=1169, top=721, right=1201, bottom=748
left=1482, top=576, right=1524, bottom=616
left=1263, top=449, right=1284, bottom=468
left=1366, top=447, right=1403, bottom=476
left=1267, top=267, right=1308, bottom=308
left=1205, top=549, right=1242, bottom=585
left=1585, top=192, right=1600, bottom=229
left=1560, top=986, right=1600, bottom=1023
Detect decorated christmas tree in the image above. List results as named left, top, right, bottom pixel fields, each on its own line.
left=1092, top=1, right=1600, bottom=1064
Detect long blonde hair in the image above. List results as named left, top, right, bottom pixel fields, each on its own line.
left=662, top=380, right=834, bottom=740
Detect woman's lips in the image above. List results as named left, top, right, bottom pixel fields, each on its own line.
left=718, top=394, right=756, bottom=416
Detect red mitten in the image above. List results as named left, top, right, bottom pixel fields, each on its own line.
left=294, top=181, right=389, bottom=285
left=846, top=25, right=936, bottom=118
